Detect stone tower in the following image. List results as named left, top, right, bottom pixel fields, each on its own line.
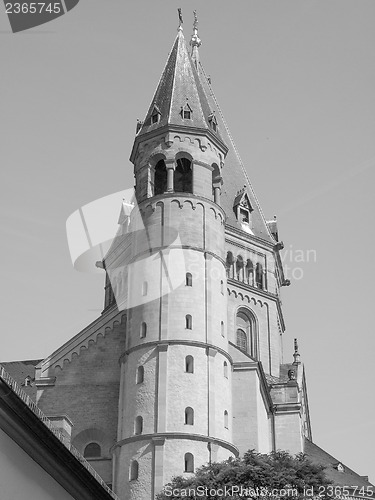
left=32, top=15, right=313, bottom=500
left=111, top=23, right=235, bottom=500
left=107, top=17, right=311, bottom=500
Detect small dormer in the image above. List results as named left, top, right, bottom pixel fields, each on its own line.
left=181, top=102, right=192, bottom=120
left=24, top=375, right=33, bottom=387
left=334, top=462, right=345, bottom=473
left=208, top=112, right=218, bottom=132
left=150, top=105, right=161, bottom=125
left=233, top=188, right=254, bottom=232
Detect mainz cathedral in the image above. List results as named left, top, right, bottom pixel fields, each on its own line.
left=2, top=13, right=372, bottom=500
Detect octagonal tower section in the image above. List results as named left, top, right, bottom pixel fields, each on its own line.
left=112, top=118, right=237, bottom=500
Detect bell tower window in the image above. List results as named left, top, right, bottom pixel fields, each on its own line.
left=174, top=158, right=192, bottom=193
left=154, top=160, right=167, bottom=195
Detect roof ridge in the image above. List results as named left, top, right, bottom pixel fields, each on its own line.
left=139, top=31, right=180, bottom=130
left=198, top=61, right=275, bottom=241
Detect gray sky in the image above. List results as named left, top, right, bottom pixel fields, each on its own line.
left=1, top=0, right=374, bottom=483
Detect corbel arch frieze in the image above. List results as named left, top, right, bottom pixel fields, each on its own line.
left=228, top=286, right=266, bottom=308
left=164, top=132, right=224, bottom=163
left=46, top=314, right=126, bottom=374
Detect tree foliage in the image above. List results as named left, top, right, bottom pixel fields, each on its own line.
left=157, top=450, right=331, bottom=499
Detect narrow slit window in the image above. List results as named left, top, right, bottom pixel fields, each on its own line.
left=186, top=273, right=192, bottom=286
left=185, top=355, right=194, bottom=373
left=140, top=322, right=147, bottom=338
left=185, top=315, right=192, bottom=330
left=184, top=453, right=194, bottom=473
left=224, top=410, right=229, bottom=429
left=134, top=416, right=143, bottom=435
left=136, top=366, right=144, bottom=384
left=130, top=460, right=139, bottom=481
left=184, top=407, right=194, bottom=425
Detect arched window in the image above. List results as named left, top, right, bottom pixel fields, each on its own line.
left=130, top=460, right=139, bottom=481
left=174, top=158, right=192, bottom=193
left=185, top=273, right=192, bottom=286
left=256, top=263, right=264, bottom=289
left=142, top=281, right=148, bottom=296
left=185, top=355, right=194, bottom=373
left=84, top=442, right=101, bottom=458
left=223, top=361, right=228, bottom=378
left=154, top=159, right=167, bottom=195
left=134, top=416, right=143, bottom=435
left=246, top=259, right=254, bottom=285
left=224, top=410, right=229, bottom=429
left=185, top=407, right=194, bottom=425
left=184, top=453, right=194, bottom=473
left=221, top=321, right=225, bottom=337
left=136, top=366, right=144, bottom=384
left=185, top=315, right=192, bottom=330
left=236, top=255, right=244, bottom=281
left=220, top=280, right=224, bottom=295
left=226, top=251, right=234, bottom=278
left=140, top=322, right=147, bottom=338
left=236, top=309, right=256, bottom=358
left=236, top=329, right=247, bottom=352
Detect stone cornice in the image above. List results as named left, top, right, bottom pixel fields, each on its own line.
left=130, top=123, right=228, bottom=164
left=112, top=432, right=239, bottom=457
left=119, top=340, right=233, bottom=365
left=138, top=191, right=226, bottom=220
left=225, top=225, right=275, bottom=251
left=273, top=402, right=302, bottom=414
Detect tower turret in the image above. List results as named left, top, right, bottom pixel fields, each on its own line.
left=113, top=15, right=235, bottom=500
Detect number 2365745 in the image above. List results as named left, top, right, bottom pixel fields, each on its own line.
left=5, top=3, right=62, bottom=14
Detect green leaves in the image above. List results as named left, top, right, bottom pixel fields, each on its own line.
left=157, top=450, right=331, bottom=500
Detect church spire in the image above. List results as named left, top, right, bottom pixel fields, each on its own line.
left=177, top=7, right=183, bottom=31
left=133, top=18, right=224, bottom=147
left=190, top=10, right=202, bottom=70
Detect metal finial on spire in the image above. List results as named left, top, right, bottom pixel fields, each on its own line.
left=190, top=10, right=202, bottom=69
left=178, top=8, right=183, bottom=30
left=193, top=9, right=198, bottom=30
left=293, top=338, right=301, bottom=365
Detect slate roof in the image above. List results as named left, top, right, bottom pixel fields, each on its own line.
left=137, top=27, right=275, bottom=243
left=304, top=439, right=374, bottom=488
left=198, top=61, right=275, bottom=242
left=138, top=29, right=223, bottom=142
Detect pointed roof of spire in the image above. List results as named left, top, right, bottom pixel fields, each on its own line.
left=135, top=19, right=276, bottom=243
left=137, top=28, right=223, bottom=143
left=197, top=62, right=275, bottom=242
